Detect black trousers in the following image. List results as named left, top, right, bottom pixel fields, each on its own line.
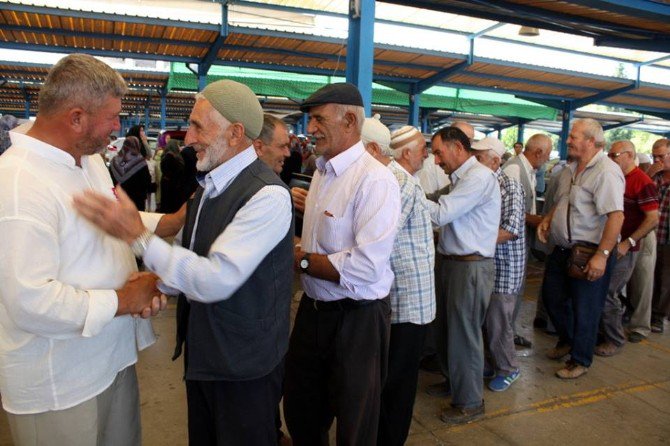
left=377, top=322, right=428, bottom=446
left=185, top=360, right=284, bottom=446
left=283, top=294, right=391, bottom=446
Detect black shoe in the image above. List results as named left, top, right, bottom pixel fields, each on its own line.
left=628, top=332, right=646, bottom=343
left=533, top=317, right=547, bottom=329
left=651, top=319, right=664, bottom=334
left=426, top=380, right=451, bottom=398
left=514, top=335, right=532, bottom=348
left=440, top=403, right=485, bottom=425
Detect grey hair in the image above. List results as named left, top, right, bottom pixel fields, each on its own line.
left=574, top=118, right=605, bottom=149
left=38, top=54, right=127, bottom=116
left=257, top=114, right=288, bottom=145
left=525, top=133, right=553, bottom=154
left=610, top=139, right=636, bottom=155
left=335, top=104, right=365, bottom=133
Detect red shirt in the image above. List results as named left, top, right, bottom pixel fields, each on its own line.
left=622, top=167, right=658, bottom=251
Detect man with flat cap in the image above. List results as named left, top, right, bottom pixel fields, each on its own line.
left=284, top=83, right=400, bottom=445
left=74, top=79, right=294, bottom=445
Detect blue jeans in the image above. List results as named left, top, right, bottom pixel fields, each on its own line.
left=542, top=247, right=616, bottom=367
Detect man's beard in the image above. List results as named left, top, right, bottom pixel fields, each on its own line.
left=196, top=138, right=232, bottom=172
left=76, top=133, right=109, bottom=156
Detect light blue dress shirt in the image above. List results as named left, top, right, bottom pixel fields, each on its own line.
left=143, top=146, right=292, bottom=303
left=428, top=156, right=501, bottom=258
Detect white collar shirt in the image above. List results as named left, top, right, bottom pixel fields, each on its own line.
left=0, top=132, right=157, bottom=414
left=301, top=141, right=401, bottom=301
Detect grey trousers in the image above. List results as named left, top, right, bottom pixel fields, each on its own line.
left=628, top=231, right=656, bottom=336
left=7, top=365, right=141, bottom=446
left=601, top=251, right=638, bottom=346
left=441, top=257, right=494, bottom=409
left=652, top=243, right=670, bottom=323
left=485, top=293, right=519, bottom=375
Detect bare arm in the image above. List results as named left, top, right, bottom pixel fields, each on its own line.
left=583, top=211, right=624, bottom=281
left=294, top=247, right=340, bottom=283
left=616, top=209, right=658, bottom=258
left=154, top=202, right=187, bottom=238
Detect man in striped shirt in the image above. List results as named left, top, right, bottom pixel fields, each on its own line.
left=649, top=138, right=670, bottom=334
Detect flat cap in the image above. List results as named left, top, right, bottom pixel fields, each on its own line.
left=201, top=79, right=263, bottom=139
left=300, top=82, right=363, bottom=112
left=471, top=137, right=506, bottom=158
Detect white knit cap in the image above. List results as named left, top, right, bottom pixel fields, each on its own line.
left=362, top=114, right=391, bottom=152
left=637, top=152, right=651, bottom=165
left=390, top=125, right=423, bottom=151
left=471, top=136, right=506, bottom=158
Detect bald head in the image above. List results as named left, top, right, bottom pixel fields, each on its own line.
left=450, top=121, right=474, bottom=141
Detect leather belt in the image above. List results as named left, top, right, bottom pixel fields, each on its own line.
left=304, top=294, right=382, bottom=311
left=441, top=253, right=488, bottom=261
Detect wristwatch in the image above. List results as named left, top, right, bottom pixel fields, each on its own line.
left=130, top=227, right=154, bottom=258
left=598, top=248, right=611, bottom=258
left=300, top=253, right=311, bottom=273
left=627, top=237, right=637, bottom=248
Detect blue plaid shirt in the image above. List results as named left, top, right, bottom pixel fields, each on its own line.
left=494, top=169, right=526, bottom=295
left=388, top=161, right=436, bottom=324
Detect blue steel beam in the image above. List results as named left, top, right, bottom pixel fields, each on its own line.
left=594, top=37, right=670, bottom=53
left=346, top=0, right=375, bottom=115
left=571, top=82, right=638, bottom=109
left=200, top=1, right=229, bottom=76
left=415, top=60, right=470, bottom=93
left=601, top=117, right=643, bottom=131
left=408, top=84, right=420, bottom=127
left=568, top=0, right=670, bottom=20
left=559, top=101, right=574, bottom=160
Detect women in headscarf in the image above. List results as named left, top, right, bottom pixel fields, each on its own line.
left=159, top=139, right=185, bottom=213
left=110, top=136, right=151, bottom=211
left=126, top=124, right=150, bottom=158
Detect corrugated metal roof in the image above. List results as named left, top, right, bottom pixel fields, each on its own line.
left=0, top=1, right=668, bottom=123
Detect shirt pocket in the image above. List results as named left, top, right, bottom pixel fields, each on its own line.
left=317, top=212, right=351, bottom=254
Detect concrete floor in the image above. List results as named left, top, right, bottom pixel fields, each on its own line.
left=2, top=260, right=670, bottom=445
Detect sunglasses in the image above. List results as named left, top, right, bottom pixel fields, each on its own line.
left=607, top=151, right=630, bottom=159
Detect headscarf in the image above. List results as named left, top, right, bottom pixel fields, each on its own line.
left=110, top=136, right=147, bottom=184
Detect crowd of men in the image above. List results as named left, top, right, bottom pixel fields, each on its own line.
left=0, top=53, right=668, bottom=446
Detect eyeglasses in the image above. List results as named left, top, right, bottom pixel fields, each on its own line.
left=652, top=153, right=669, bottom=161
left=607, top=151, right=631, bottom=159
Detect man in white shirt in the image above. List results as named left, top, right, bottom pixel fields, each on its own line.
left=0, top=53, right=169, bottom=446
left=284, top=83, right=400, bottom=445
left=74, top=79, right=294, bottom=445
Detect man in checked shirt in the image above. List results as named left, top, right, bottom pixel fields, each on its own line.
left=472, top=137, right=526, bottom=392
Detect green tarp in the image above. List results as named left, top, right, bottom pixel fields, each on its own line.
left=168, top=64, right=557, bottom=121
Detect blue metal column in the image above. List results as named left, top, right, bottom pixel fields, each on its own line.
left=346, top=0, right=375, bottom=116
left=144, top=106, right=150, bottom=128
left=518, top=122, right=525, bottom=143
left=421, top=111, right=430, bottom=134
left=299, top=113, right=308, bottom=135
left=159, top=89, right=167, bottom=130
left=559, top=101, right=574, bottom=160
left=408, top=84, right=420, bottom=127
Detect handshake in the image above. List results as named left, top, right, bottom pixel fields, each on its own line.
left=116, top=271, right=168, bottom=319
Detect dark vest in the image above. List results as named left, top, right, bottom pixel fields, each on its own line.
left=173, top=159, right=294, bottom=381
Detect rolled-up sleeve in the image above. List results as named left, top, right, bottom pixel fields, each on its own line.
left=0, top=217, right=117, bottom=339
